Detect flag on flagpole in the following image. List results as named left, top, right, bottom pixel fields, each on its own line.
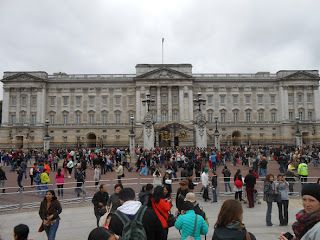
left=162, top=38, right=164, bottom=43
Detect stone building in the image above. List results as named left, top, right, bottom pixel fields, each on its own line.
left=1, top=64, right=320, bottom=149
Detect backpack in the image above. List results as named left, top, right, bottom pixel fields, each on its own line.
left=115, top=205, right=147, bottom=240
left=34, top=173, right=41, bottom=183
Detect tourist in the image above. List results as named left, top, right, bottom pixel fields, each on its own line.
left=201, top=168, right=211, bottom=202
left=233, top=170, right=243, bottom=202
left=109, top=188, right=167, bottom=240
left=279, top=183, right=320, bottom=240
left=211, top=170, right=218, bottom=203
left=175, top=201, right=208, bottom=240
left=222, top=166, right=232, bottom=193
left=41, top=168, right=50, bottom=197
left=163, top=185, right=172, bottom=202
left=29, top=163, right=37, bottom=186
left=88, top=227, right=117, bottom=240
left=163, top=172, right=172, bottom=194
left=259, top=157, right=268, bottom=179
left=107, top=183, right=123, bottom=213
left=212, top=199, right=256, bottom=240
left=153, top=168, right=162, bottom=187
left=284, top=166, right=298, bottom=195
left=34, top=167, right=42, bottom=195
left=92, top=184, right=109, bottom=226
left=55, top=168, right=64, bottom=197
left=44, top=161, right=51, bottom=176
left=139, top=183, right=153, bottom=207
left=275, top=174, right=289, bottom=226
left=93, top=165, right=101, bottom=189
left=13, top=224, right=29, bottom=240
left=0, top=166, right=7, bottom=193
left=20, top=159, right=28, bottom=180
left=62, top=159, right=68, bottom=177
left=185, top=192, right=208, bottom=225
left=151, top=186, right=172, bottom=235
left=176, top=179, right=190, bottom=214
left=139, top=157, right=148, bottom=176
left=39, top=190, right=62, bottom=240
left=264, top=173, right=275, bottom=226
left=17, top=166, right=24, bottom=192
left=244, top=169, right=256, bottom=208
left=66, top=157, right=73, bottom=178
left=115, top=162, right=123, bottom=184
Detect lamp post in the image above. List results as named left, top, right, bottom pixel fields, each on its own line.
left=214, top=115, right=220, bottom=150
left=295, top=116, right=302, bottom=148
left=44, top=119, right=49, bottom=137
left=43, top=119, right=50, bottom=151
left=129, top=116, right=136, bottom=162
left=142, top=92, right=155, bottom=112
left=193, top=92, right=206, bottom=112
left=130, top=116, right=134, bottom=134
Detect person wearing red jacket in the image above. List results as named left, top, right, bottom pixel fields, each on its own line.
left=151, top=186, right=172, bottom=235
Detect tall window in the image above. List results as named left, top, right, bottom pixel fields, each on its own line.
left=233, top=112, right=238, bottom=123
left=259, top=112, right=264, bottom=122
left=162, top=112, right=167, bottom=123
left=233, top=96, right=238, bottom=104
left=299, top=111, right=303, bottom=120
left=289, top=111, right=293, bottom=121
left=271, top=112, right=276, bottom=122
left=11, top=114, right=16, bottom=124
left=258, top=95, right=263, bottom=104
left=32, top=97, right=37, bottom=106
left=21, top=97, right=27, bottom=106
left=128, top=96, right=133, bottom=105
left=89, top=114, right=94, bottom=124
left=245, top=96, right=250, bottom=104
left=76, top=114, right=81, bottom=124
left=298, top=95, right=302, bottom=103
left=152, top=112, right=156, bottom=122
left=102, top=97, right=108, bottom=105
left=208, top=113, right=213, bottom=122
left=173, top=96, right=178, bottom=104
left=115, top=97, right=121, bottom=105
left=173, top=112, right=178, bottom=121
left=115, top=114, right=120, bottom=123
left=208, top=96, right=213, bottom=104
left=246, top=112, right=251, bottom=122
left=21, top=115, right=26, bottom=124
left=76, top=97, right=81, bottom=106
left=63, top=115, right=68, bottom=124
left=50, top=97, right=55, bottom=106
left=63, top=97, right=68, bottom=106
left=220, top=96, right=225, bottom=104
left=89, top=97, right=95, bottom=105
left=102, top=114, right=107, bottom=124
left=307, top=94, right=312, bottom=103
left=162, top=95, right=167, bottom=104
left=31, top=114, right=36, bottom=125
left=11, top=97, right=17, bottom=106
left=288, top=95, right=293, bottom=103
left=270, top=95, right=275, bottom=104
left=308, top=112, right=313, bottom=121
left=50, top=115, right=55, bottom=124
left=221, top=113, right=226, bottom=123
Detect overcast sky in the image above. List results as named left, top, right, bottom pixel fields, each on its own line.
left=1, top=0, right=320, bottom=100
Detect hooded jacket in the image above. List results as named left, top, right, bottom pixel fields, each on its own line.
left=212, top=226, right=256, bottom=240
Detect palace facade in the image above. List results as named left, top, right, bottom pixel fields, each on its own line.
left=1, top=64, right=320, bottom=149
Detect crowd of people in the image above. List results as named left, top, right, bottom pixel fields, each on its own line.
left=0, top=144, right=320, bottom=240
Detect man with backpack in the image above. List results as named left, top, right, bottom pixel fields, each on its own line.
left=222, top=166, right=232, bottom=193
left=109, top=188, right=166, bottom=240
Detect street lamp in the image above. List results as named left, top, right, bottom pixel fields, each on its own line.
left=142, top=92, right=155, bottom=112
left=44, top=119, right=49, bottom=137
left=296, top=116, right=300, bottom=134
left=214, top=115, right=219, bottom=133
left=130, top=116, right=135, bottom=134
left=193, top=92, right=206, bottom=112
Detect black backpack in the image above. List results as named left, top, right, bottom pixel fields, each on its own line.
left=115, top=206, right=148, bottom=240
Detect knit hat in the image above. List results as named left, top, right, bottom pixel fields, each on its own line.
left=179, top=180, right=188, bottom=186
left=204, top=168, right=209, bottom=173
left=185, top=192, right=196, bottom=203
left=301, top=183, right=320, bottom=202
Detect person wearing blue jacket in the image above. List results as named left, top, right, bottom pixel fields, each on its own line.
left=175, top=201, right=208, bottom=240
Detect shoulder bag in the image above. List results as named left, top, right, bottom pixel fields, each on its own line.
left=154, top=202, right=176, bottom=228
left=185, top=214, right=198, bottom=240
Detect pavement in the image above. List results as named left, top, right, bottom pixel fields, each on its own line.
left=0, top=195, right=303, bottom=240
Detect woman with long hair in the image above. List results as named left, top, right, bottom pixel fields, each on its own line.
left=151, top=186, right=172, bottom=235
left=279, top=183, right=320, bottom=240
left=264, top=173, right=275, bottom=226
left=55, top=168, right=64, bottom=197
left=233, top=170, right=243, bottom=202
left=93, top=165, right=101, bottom=189
left=107, top=183, right=123, bottom=213
left=212, top=199, right=256, bottom=240
left=39, top=190, right=62, bottom=240
left=275, top=174, right=289, bottom=226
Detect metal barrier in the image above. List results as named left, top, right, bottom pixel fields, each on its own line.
left=0, top=176, right=318, bottom=212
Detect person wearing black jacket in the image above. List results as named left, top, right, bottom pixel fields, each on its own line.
left=176, top=180, right=190, bottom=213
left=0, top=166, right=7, bottom=193
left=109, top=188, right=167, bottom=240
left=92, top=184, right=109, bottom=226
left=180, top=167, right=189, bottom=179
left=211, top=171, right=218, bottom=203
left=244, top=170, right=256, bottom=208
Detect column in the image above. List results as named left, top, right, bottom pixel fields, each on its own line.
left=136, top=88, right=141, bottom=123
left=179, top=87, right=184, bottom=122
left=16, top=88, right=21, bottom=123
left=303, top=87, right=308, bottom=120
left=293, top=87, right=298, bottom=118
left=168, top=86, right=172, bottom=121
left=282, top=87, right=289, bottom=121
left=26, top=88, right=31, bottom=123
left=41, top=87, right=47, bottom=123
left=2, top=88, right=10, bottom=125
left=188, top=87, right=193, bottom=121
left=157, top=86, right=161, bottom=122
left=314, top=86, right=320, bottom=120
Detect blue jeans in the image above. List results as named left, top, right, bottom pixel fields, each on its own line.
left=279, top=164, right=285, bottom=173
left=42, top=183, right=48, bottom=197
left=261, top=168, right=267, bottom=179
left=36, top=182, right=42, bottom=194
left=212, top=162, right=217, bottom=171
left=23, top=169, right=28, bottom=179
left=18, top=180, right=23, bottom=190
left=313, top=159, right=318, bottom=168
left=43, top=218, right=59, bottom=240
left=224, top=183, right=232, bottom=192
left=266, top=201, right=273, bottom=226
left=212, top=187, right=217, bottom=202
left=140, top=166, right=147, bottom=176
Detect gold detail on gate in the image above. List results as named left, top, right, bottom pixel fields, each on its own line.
left=178, top=130, right=188, bottom=141
left=160, top=130, right=171, bottom=142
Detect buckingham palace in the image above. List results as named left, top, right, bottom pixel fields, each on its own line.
left=1, top=63, right=320, bottom=149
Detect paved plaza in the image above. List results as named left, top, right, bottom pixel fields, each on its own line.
left=0, top=197, right=303, bottom=240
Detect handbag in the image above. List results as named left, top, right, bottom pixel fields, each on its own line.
left=154, top=203, right=176, bottom=228
left=38, top=224, right=44, bottom=232
left=98, top=207, right=107, bottom=216
left=121, top=173, right=125, bottom=178
left=185, top=214, right=198, bottom=240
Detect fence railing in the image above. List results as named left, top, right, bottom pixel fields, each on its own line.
left=0, top=177, right=318, bottom=212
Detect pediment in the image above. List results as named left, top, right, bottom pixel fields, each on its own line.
left=1, top=72, right=46, bottom=83
left=134, top=67, right=194, bottom=80
left=280, top=71, right=319, bottom=80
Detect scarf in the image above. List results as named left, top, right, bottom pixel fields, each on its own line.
left=226, top=220, right=245, bottom=231
left=292, top=209, right=320, bottom=240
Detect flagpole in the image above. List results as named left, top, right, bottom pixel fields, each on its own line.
left=162, top=38, right=164, bottom=64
